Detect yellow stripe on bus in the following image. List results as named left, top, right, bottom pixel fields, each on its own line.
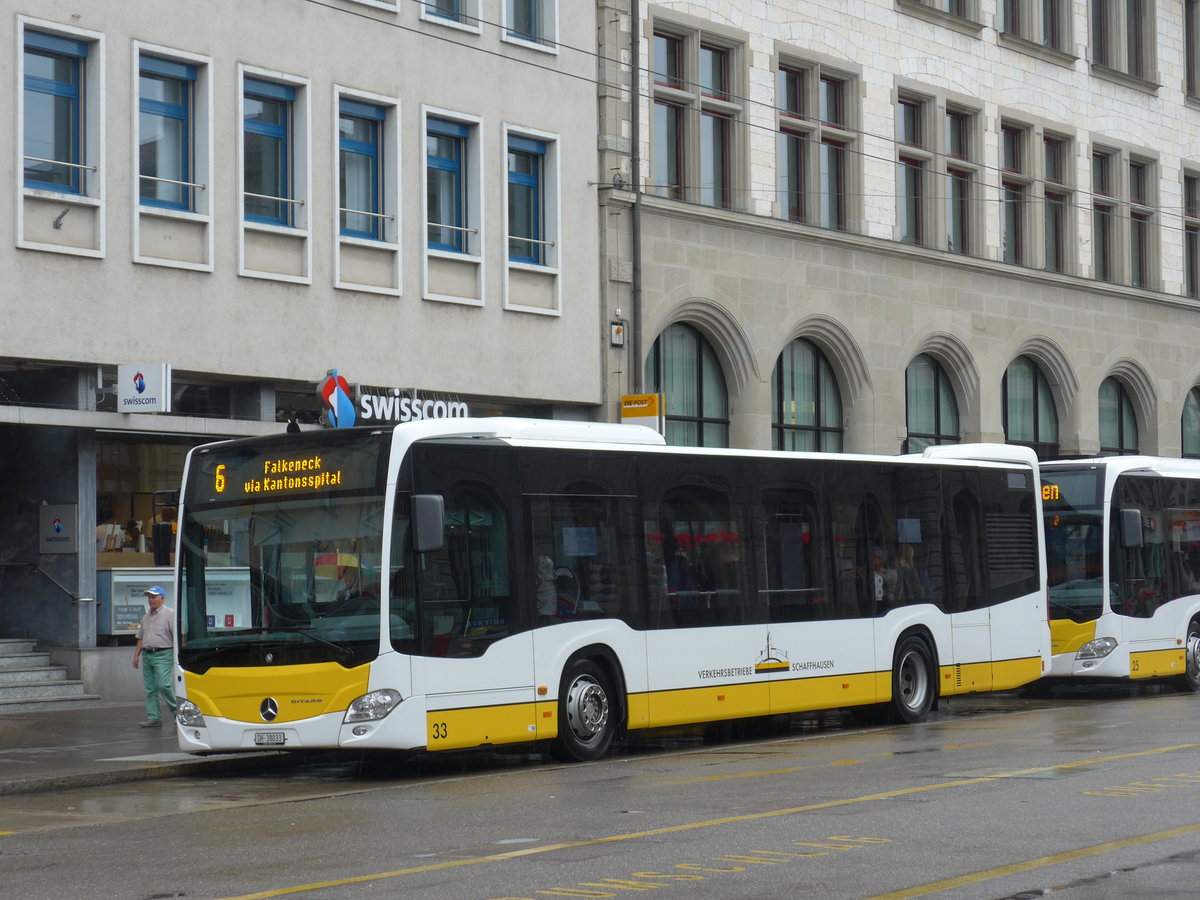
left=936, top=656, right=1044, bottom=695
left=1129, top=647, right=1186, bottom=679
left=426, top=703, right=539, bottom=750
left=425, top=658, right=1047, bottom=750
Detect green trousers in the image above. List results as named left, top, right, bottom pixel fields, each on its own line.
left=141, top=650, right=177, bottom=723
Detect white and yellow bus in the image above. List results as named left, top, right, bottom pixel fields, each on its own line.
left=173, top=418, right=1049, bottom=761
left=1042, top=457, right=1200, bottom=690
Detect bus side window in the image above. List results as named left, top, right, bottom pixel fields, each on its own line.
left=529, top=494, right=631, bottom=623
left=1112, top=477, right=1166, bottom=618
left=759, top=489, right=827, bottom=622
left=651, top=484, right=747, bottom=628
left=418, top=484, right=514, bottom=657
left=945, top=481, right=984, bottom=613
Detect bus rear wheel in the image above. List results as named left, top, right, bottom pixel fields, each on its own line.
left=1173, top=619, right=1200, bottom=693
left=552, top=659, right=617, bottom=762
left=890, top=635, right=935, bottom=724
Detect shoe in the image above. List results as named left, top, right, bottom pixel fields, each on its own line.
left=138, top=720, right=162, bottom=728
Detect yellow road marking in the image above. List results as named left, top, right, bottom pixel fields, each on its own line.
left=860, top=822, right=1200, bottom=900
left=211, top=742, right=1200, bottom=900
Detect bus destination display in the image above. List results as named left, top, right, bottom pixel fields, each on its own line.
left=191, top=440, right=383, bottom=504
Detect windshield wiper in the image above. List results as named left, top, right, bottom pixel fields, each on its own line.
left=185, top=645, right=231, bottom=667
left=274, top=626, right=354, bottom=662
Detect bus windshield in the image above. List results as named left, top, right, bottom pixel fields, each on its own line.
left=177, top=430, right=389, bottom=672
left=1042, top=465, right=1105, bottom=622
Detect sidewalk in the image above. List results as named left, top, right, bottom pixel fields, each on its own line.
left=0, top=702, right=294, bottom=795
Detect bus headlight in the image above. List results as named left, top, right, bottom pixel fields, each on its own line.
left=1077, top=637, right=1119, bottom=660
left=176, top=699, right=206, bottom=727
left=345, top=689, right=402, bottom=723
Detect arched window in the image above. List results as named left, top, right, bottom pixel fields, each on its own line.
left=645, top=323, right=729, bottom=447
left=1099, top=377, right=1139, bottom=456
left=905, top=354, right=960, bottom=452
left=771, top=338, right=843, bottom=451
left=1003, top=355, right=1059, bottom=459
left=1184, top=388, right=1200, bottom=459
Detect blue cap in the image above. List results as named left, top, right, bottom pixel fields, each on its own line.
left=145, top=585, right=166, bottom=597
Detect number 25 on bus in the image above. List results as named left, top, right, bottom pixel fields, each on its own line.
left=171, top=419, right=1051, bottom=761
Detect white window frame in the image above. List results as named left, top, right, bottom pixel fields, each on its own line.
left=501, top=0, right=559, bottom=55
left=237, top=64, right=311, bottom=284
left=334, top=85, right=401, bottom=296
left=503, top=122, right=560, bottom=316
left=132, top=41, right=213, bottom=272
left=419, top=0, right=482, bottom=35
left=16, top=16, right=105, bottom=258
left=422, top=105, right=485, bottom=307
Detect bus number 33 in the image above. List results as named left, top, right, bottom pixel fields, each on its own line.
left=431, top=722, right=448, bottom=740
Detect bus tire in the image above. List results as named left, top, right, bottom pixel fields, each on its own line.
left=552, top=658, right=617, bottom=762
left=1172, top=618, right=1200, bottom=693
left=889, top=634, right=936, bottom=724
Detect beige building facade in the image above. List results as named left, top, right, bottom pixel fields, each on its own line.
left=2, top=0, right=602, bottom=677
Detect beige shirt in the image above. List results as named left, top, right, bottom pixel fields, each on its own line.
left=136, top=605, right=174, bottom=650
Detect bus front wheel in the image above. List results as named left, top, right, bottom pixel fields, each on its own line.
left=1173, top=619, right=1200, bottom=693
left=553, top=658, right=617, bottom=762
left=890, top=635, right=935, bottom=724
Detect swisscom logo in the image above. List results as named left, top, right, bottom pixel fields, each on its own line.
left=320, top=369, right=356, bottom=428
left=132, top=371, right=146, bottom=393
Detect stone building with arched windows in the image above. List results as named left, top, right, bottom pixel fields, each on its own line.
left=597, top=0, right=1200, bottom=461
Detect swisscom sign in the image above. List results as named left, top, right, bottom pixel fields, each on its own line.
left=319, top=369, right=469, bottom=428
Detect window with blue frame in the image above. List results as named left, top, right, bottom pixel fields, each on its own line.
left=339, top=99, right=385, bottom=240
left=139, top=56, right=194, bottom=210
left=427, top=118, right=468, bottom=253
left=243, top=77, right=294, bottom=226
left=508, top=136, right=545, bottom=264
left=426, top=0, right=463, bottom=22
left=507, top=0, right=540, bottom=41
left=24, top=31, right=87, bottom=193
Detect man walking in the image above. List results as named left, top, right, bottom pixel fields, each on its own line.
left=132, top=585, right=177, bottom=728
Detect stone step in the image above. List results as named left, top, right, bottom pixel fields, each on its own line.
left=0, top=639, right=39, bottom=658
left=0, top=651, right=52, bottom=669
left=0, top=694, right=105, bottom=712
left=0, top=666, right=68, bottom=685
left=0, top=679, right=89, bottom=701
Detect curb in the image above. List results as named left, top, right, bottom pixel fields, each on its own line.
left=0, top=750, right=300, bottom=796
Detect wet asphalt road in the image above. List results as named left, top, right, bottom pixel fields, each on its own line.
left=3, top=683, right=1200, bottom=900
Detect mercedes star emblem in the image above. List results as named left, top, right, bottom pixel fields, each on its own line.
left=260, top=697, right=279, bottom=722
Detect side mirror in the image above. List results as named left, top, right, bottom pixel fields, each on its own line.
left=411, top=494, right=445, bottom=553
left=1119, top=508, right=1144, bottom=548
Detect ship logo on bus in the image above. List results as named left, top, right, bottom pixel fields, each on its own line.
left=754, top=633, right=791, bottom=673
left=319, top=369, right=356, bottom=429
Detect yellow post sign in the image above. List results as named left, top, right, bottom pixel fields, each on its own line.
left=621, top=393, right=664, bottom=433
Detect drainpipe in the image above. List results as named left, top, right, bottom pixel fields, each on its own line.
left=630, top=1, right=643, bottom=393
